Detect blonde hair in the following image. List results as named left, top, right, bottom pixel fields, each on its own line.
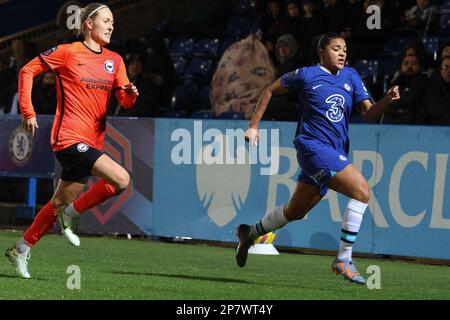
left=76, top=3, right=109, bottom=37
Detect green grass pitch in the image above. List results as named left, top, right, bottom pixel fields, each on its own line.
left=0, top=230, right=449, bottom=300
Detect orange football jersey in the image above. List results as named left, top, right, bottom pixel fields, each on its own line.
left=19, top=42, right=136, bottom=151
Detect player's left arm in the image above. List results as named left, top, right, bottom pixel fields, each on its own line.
left=356, top=86, right=400, bottom=123
left=113, top=57, right=139, bottom=109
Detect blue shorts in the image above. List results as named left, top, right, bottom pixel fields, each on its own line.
left=295, top=140, right=350, bottom=196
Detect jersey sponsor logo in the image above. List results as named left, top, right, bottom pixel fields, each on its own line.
left=77, top=143, right=89, bottom=153
left=312, top=84, right=323, bottom=90
left=325, top=94, right=346, bottom=122
left=9, top=126, right=33, bottom=166
left=42, top=47, right=57, bottom=56
left=344, top=83, right=352, bottom=91
left=103, top=60, right=114, bottom=73
left=339, top=155, right=348, bottom=161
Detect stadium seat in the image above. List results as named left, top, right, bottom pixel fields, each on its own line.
left=169, top=38, right=195, bottom=58
left=170, top=83, right=197, bottom=110
left=353, top=60, right=379, bottom=84
left=183, top=58, right=214, bottom=83
left=379, top=57, right=399, bottom=80
left=226, top=15, right=253, bottom=38
left=232, top=0, right=257, bottom=15
left=216, top=111, right=245, bottom=120
left=193, top=38, right=220, bottom=58
left=172, top=56, right=187, bottom=78
left=382, top=37, right=410, bottom=57
left=422, top=36, right=440, bottom=59
left=197, top=85, right=211, bottom=109
left=439, top=14, right=450, bottom=34
left=191, top=111, right=214, bottom=119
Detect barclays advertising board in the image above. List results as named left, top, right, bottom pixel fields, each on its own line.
left=153, top=119, right=450, bottom=260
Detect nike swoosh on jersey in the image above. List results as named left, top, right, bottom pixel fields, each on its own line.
left=312, top=84, right=323, bottom=89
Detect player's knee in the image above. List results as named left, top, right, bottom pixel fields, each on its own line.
left=51, top=195, right=74, bottom=209
left=114, top=171, right=130, bottom=192
left=356, top=182, right=371, bottom=203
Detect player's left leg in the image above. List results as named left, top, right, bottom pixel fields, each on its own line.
left=60, top=154, right=129, bottom=230
left=327, top=163, right=371, bottom=284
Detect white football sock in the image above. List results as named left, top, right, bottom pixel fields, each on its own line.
left=249, top=205, right=289, bottom=240
left=16, top=237, right=31, bottom=255
left=338, top=199, right=368, bottom=261
left=64, top=203, right=80, bottom=218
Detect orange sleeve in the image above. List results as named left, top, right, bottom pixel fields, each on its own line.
left=39, top=45, right=68, bottom=72
left=113, top=57, right=136, bottom=109
left=18, top=56, right=49, bottom=119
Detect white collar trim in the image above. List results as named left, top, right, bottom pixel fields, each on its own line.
left=318, top=64, right=339, bottom=76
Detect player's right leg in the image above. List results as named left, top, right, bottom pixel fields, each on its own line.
left=5, top=179, right=84, bottom=278
left=236, top=181, right=322, bottom=267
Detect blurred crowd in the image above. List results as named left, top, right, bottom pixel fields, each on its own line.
left=0, top=0, right=448, bottom=125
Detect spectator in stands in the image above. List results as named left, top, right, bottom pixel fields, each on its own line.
left=403, top=0, right=438, bottom=36
left=430, top=42, right=450, bottom=84
left=274, top=34, right=307, bottom=76
left=422, top=56, right=450, bottom=125
left=385, top=54, right=429, bottom=124
left=111, top=54, right=162, bottom=117
left=403, top=38, right=435, bottom=76
left=299, top=0, right=326, bottom=63
left=284, top=1, right=303, bottom=44
left=32, top=71, right=56, bottom=115
left=261, top=0, right=289, bottom=47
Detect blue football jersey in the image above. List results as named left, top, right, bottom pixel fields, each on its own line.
left=281, top=65, right=371, bottom=154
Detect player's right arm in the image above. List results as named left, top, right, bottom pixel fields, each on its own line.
left=18, top=57, right=49, bottom=136
left=245, top=77, right=289, bottom=146
left=19, top=45, right=68, bottom=137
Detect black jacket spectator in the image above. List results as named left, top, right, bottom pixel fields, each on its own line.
left=32, top=71, right=56, bottom=115
left=422, top=57, right=450, bottom=125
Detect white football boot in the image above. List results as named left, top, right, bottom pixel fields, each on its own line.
left=5, top=247, right=31, bottom=279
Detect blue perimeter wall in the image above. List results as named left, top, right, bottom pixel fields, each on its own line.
left=153, top=119, right=450, bottom=260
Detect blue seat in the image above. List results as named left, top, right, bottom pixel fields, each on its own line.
left=422, top=36, right=440, bottom=59
left=216, top=111, right=245, bottom=120
left=183, top=58, right=214, bottom=82
left=439, top=14, right=450, bottom=34
left=170, top=83, right=197, bottom=110
left=193, top=38, right=220, bottom=58
left=169, top=38, right=195, bottom=58
left=232, top=0, right=257, bottom=14
left=353, top=59, right=379, bottom=84
left=382, top=37, right=409, bottom=57
left=191, top=111, right=214, bottom=119
left=172, top=56, right=187, bottom=77
left=379, top=57, right=399, bottom=79
left=226, top=15, right=253, bottom=38
left=197, top=85, right=211, bottom=108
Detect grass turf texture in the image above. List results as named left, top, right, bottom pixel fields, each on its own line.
left=0, top=230, right=449, bottom=299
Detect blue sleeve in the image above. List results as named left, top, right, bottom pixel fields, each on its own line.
left=280, top=68, right=305, bottom=91
left=350, top=68, right=372, bottom=104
